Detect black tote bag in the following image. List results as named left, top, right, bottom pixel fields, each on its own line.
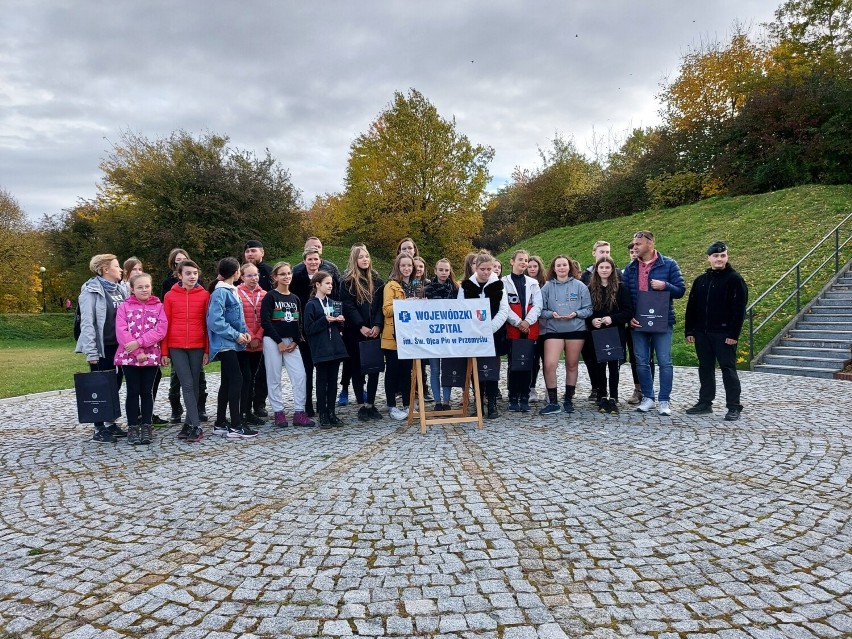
left=441, top=358, right=469, bottom=388
left=477, top=356, right=501, bottom=381
left=74, top=370, right=121, bottom=423
left=591, top=326, right=625, bottom=362
left=508, top=338, right=536, bottom=372
left=359, top=339, right=384, bottom=375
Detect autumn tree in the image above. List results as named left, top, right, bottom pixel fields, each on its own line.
left=0, top=188, right=44, bottom=312
left=342, top=89, right=494, bottom=264
left=46, top=130, right=302, bottom=283
left=767, top=0, right=852, bottom=67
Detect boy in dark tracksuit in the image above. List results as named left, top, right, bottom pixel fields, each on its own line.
left=684, top=241, right=748, bottom=421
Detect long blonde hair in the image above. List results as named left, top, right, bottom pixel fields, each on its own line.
left=344, top=244, right=376, bottom=305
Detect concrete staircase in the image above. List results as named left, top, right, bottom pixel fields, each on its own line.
left=753, top=271, right=852, bottom=379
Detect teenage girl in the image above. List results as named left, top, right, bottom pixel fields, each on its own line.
left=236, top=262, right=267, bottom=426
left=539, top=256, right=593, bottom=415
left=424, top=258, right=458, bottom=410
left=502, top=250, right=543, bottom=413
left=76, top=253, right=128, bottom=443
left=340, top=245, right=385, bottom=422
left=382, top=254, right=419, bottom=421
left=525, top=255, right=547, bottom=402
left=587, top=256, right=633, bottom=414
left=162, top=260, right=209, bottom=443
left=304, top=271, right=349, bottom=429
left=160, top=248, right=208, bottom=424
left=115, top=272, right=168, bottom=445
left=261, top=262, right=315, bottom=428
left=411, top=256, right=432, bottom=401
left=120, top=257, right=143, bottom=297
left=458, top=252, right=510, bottom=419
left=207, top=257, right=255, bottom=439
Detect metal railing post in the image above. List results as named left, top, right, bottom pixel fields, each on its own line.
left=796, top=265, right=801, bottom=312
left=836, top=228, right=840, bottom=273
left=748, top=308, right=754, bottom=363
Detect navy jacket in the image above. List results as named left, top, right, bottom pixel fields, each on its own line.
left=622, top=251, right=686, bottom=327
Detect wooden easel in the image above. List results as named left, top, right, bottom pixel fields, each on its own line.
left=407, top=358, right=484, bottom=434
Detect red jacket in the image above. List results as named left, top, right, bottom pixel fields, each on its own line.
left=162, top=283, right=210, bottom=356
left=236, top=283, right=266, bottom=352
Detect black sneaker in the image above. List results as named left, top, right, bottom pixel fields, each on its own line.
left=686, top=402, right=713, bottom=415
left=329, top=412, right=343, bottom=426
left=243, top=413, right=264, bottom=426
left=187, top=426, right=204, bottom=442
left=198, top=411, right=209, bottom=422
left=177, top=424, right=192, bottom=440
left=519, top=398, right=530, bottom=413
left=93, top=427, right=115, bottom=443
left=169, top=412, right=183, bottom=424
left=598, top=399, right=608, bottom=414
left=606, top=399, right=620, bottom=415
left=539, top=402, right=562, bottom=416
left=507, top=398, right=520, bottom=412
left=562, top=399, right=575, bottom=414
left=108, top=423, right=127, bottom=438
left=724, top=408, right=741, bottom=421
left=358, top=406, right=372, bottom=422
left=151, top=414, right=168, bottom=425
left=254, top=407, right=268, bottom=418
left=212, top=420, right=230, bottom=435
left=367, top=406, right=383, bottom=421
left=140, top=424, right=153, bottom=445
left=227, top=425, right=258, bottom=439
left=127, top=425, right=141, bottom=445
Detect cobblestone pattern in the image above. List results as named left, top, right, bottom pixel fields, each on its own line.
left=0, top=367, right=850, bottom=638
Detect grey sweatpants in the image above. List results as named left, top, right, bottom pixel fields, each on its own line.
left=170, top=348, right=204, bottom=428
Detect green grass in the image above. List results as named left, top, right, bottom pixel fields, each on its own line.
left=0, top=313, right=75, bottom=340
left=497, top=184, right=852, bottom=366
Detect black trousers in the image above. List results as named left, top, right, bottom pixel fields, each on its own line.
left=383, top=349, right=412, bottom=408
left=216, top=351, right=243, bottom=426
left=89, top=343, right=122, bottom=429
left=122, top=366, right=158, bottom=426
left=695, top=332, right=742, bottom=410
left=298, top=341, right=315, bottom=414
left=315, top=360, right=341, bottom=414
left=238, top=350, right=266, bottom=415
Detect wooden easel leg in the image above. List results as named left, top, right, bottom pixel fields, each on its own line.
left=471, top=357, right=483, bottom=429
left=407, top=359, right=417, bottom=427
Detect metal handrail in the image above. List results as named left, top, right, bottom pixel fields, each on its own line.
left=747, top=212, right=852, bottom=363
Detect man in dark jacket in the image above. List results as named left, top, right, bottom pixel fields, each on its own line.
left=684, top=241, right=748, bottom=421
left=244, top=240, right=273, bottom=292
left=623, top=230, right=686, bottom=416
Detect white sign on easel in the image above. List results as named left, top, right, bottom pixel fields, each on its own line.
left=393, top=299, right=496, bottom=360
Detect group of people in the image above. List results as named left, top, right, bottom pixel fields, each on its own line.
left=74, top=230, right=748, bottom=445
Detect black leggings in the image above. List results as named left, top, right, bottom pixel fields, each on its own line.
left=238, top=350, right=264, bottom=415
left=217, top=351, right=243, bottom=426
left=383, top=349, right=412, bottom=408
left=122, top=366, right=158, bottom=426
left=315, top=360, right=341, bottom=414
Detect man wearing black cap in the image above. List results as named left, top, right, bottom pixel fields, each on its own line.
left=244, top=240, right=273, bottom=292
left=684, top=242, right=748, bottom=421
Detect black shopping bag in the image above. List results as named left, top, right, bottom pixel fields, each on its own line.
left=74, top=370, right=121, bottom=423
left=635, top=290, right=669, bottom=332
left=441, top=358, right=468, bottom=388
left=477, top=356, right=501, bottom=381
left=359, top=339, right=384, bottom=375
left=591, top=327, right=624, bottom=362
left=508, top=338, right=535, bottom=372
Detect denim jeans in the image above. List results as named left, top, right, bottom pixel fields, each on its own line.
left=632, top=328, right=674, bottom=402
left=428, top=358, right=451, bottom=402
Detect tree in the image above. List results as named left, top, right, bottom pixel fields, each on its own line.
left=46, top=130, right=302, bottom=283
left=767, top=0, right=852, bottom=65
left=343, top=89, right=494, bottom=264
left=0, top=188, right=43, bottom=312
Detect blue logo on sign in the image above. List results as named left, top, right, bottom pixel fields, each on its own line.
left=398, top=311, right=411, bottom=323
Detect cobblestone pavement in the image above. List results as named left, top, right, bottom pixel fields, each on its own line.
left=1, top=367, right=851, bottom=639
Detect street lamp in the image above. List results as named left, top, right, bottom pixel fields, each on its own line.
left=39, top=266, right=46, bottom=313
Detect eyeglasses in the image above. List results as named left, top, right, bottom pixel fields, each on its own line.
left=633, top=232, right=654, bottom=241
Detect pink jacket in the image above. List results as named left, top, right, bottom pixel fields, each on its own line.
left=114, top=295, right=168, bottom=366
left=236, top=283, right=266, bottom=353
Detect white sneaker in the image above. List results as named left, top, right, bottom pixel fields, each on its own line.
left=528, top=389, right=540, bottom=403
left=658, top=401, right=672, bottom=416
left=637, top=397, right=655, bottom=412
left=389, top=406, right=409, bottom=421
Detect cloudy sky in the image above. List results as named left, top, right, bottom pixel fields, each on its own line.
left=2, top=0, right=780, bottom=222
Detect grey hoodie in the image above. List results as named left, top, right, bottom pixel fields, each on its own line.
left=539, top=277, right=593, bottom=334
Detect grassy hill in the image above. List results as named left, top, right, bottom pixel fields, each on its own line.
left=497, top=184, right=852, bottom=366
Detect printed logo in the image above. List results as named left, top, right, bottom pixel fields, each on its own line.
left=649, top=308, right=655, bottom=314
left=398, top=310, right=411, bottom=323
left=475, top=309, right=488, bottom=321
left=91, top=393, right=98, bottom=399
